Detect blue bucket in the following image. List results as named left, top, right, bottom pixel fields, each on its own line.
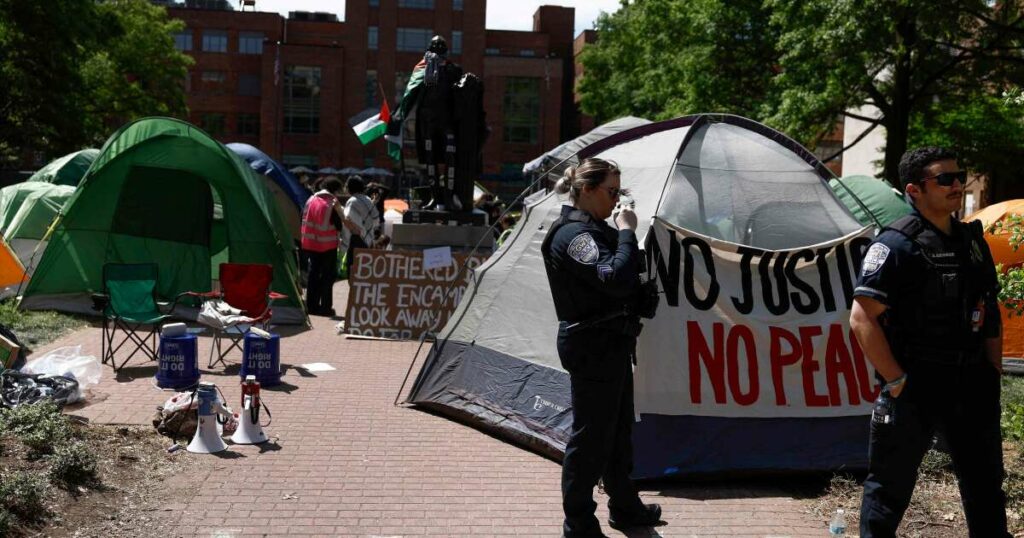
left=240, top=332, right=281, bottom=386
left=156, top=334, right=200, bottom=389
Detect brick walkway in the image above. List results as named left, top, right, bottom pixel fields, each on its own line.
left=38, top=283, right=826, bottom=538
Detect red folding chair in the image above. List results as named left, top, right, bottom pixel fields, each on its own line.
left=195, top=263, right=287, bottom=368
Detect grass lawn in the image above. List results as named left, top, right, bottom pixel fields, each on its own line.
left=0, top=299, right=88, bottom=353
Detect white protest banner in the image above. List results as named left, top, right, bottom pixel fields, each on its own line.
left=635, top=218, right=878, bottom=418
left=345, top=249, right=487, bottom=339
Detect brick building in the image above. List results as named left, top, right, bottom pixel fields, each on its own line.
left=166, top=0, right=579, bottom=197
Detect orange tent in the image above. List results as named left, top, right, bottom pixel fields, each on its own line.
left=967, top=200, right=1024, bottom=359
left=384, top=198, right=409, bottom=212
left=0, top=237, right=27, bottom=300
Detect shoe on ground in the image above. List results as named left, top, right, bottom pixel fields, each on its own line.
left=608, top=503, right=662, bottom=530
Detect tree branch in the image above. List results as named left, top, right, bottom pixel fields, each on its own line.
left=824, top=121, right=881, bottom=163
left=864, top=82, right=892, bottom=116
left=842, top=110, right=882, bottom=123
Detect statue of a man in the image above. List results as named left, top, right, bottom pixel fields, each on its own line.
left=387, top=36, right=465, bottom=211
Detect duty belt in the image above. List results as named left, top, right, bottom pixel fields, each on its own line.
left=564, top=309, right=640, bottom=337
left=903, top=344, right=984, bottom=366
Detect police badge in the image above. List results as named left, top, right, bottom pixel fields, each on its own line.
left=861, top=243, right=890, bottom=276
left=567, top=233, right=599, bottom=265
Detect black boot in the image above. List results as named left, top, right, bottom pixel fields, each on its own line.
left=608, top=503, right=662, bottom=530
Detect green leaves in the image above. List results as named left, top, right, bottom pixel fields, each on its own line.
left=578, top=0, right=780, bottom=123
left=577, top=0, right=1024, bottom=184
left=0, top=0, right=191, bottom=163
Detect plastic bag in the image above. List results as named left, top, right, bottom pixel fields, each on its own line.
left=20, top=345, right=101, bottom=403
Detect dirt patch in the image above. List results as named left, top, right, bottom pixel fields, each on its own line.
left=2, top=420, right=212, bottom=538
left=807, top=445, right=1024, bottom=537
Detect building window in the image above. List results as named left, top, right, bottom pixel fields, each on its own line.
left=397, top=28, right=433, bottom=52
left=202, top=30, right=228, bottom=53
left=284, top=66, right=321, bottom=134
left=453, top=0, right=463, bottom=10
left=237, top=113, right=260, bottom=137
left=201, top=70, right=226, bottom=83
left=485, top=47, right=500, bottom=56
left=395, top=71, right=411, bottom=103
left=368, top=26, right=379, bottom=50
left=282, top=154, right=318, bottom=169
left=201, top=113, right=226, bottom=137
left=173, top=30, right=193, bottom=51
left=238, top=32, right=264, bottom=54
left=451, top=31, right=462, bottom=55
left=366, top=70, right=378, bottom=108
left=398, top=0, right=434, bottom=8
left=519, top=49, right=535, bottom=57
left=500, top=163, right=524, bottom=179
left=369, top=0, right=379, bottom=6
left=503, top=78, right=540, bottom=144
left=238, top=73, right=261, bottom=96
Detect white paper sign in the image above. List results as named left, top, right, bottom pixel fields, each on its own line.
left=422, top=246, right=453, bottom=271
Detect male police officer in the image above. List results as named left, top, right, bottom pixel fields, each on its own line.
left=850, top=147, right=1009, bottom=537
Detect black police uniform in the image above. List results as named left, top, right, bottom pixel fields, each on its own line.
left=542, top=204, right=654, bottom=537
left=854, top=209, right=1009, bottom=538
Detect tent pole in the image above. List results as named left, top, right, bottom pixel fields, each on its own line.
left=394, top=330, right=432, bottom=406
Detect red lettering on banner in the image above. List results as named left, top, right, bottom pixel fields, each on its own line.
left=688, top=321, right=727, bottom=404
left=824, top=324, right=860, bottom=405
left=850, top=329, right=881, bottom=402
left=799, top=326, right=829, bottom=407
left=726, top=325, right=759, bottom=406
left=769, top=327, right=801, bottom=405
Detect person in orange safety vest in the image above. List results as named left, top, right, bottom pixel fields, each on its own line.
left=301, top=177, right=359, bottom=317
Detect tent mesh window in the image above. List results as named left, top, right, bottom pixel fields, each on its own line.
left=112, top=166, right=214, bottom=247
left=659, top=123, right=862, bottom=250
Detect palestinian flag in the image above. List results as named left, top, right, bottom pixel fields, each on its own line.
left=352, top=99, right=391, bottom=145
left=385, top=59, right=427, bottom=161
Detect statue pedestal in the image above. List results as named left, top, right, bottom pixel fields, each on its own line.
left=402, top=209, right=486, bottom=227
left=390, top=222, right=494, bottom=253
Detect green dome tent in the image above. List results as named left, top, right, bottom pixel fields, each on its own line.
left=26, top=149, right=100, bottom=187
left=828, top=174, right=912, bottom=228
left=20, top=117, right=306, bottom=324
left=0, top=182, right=75, bottom=275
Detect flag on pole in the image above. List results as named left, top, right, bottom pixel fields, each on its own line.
left=351, top=100, right=391, bottom=145
left=385, top=60, right=427, bottom=161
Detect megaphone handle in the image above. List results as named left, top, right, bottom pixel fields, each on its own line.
left=259, top=399, right=273, bottom=428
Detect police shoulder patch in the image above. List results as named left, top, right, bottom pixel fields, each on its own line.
left=567, top=233, right=599, bottom=265
left=861, top=243, right=891, bottom=276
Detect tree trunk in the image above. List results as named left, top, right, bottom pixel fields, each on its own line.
left=882, top=112, right=908, bottom=187
left=882, top=13, right=915, bottom=187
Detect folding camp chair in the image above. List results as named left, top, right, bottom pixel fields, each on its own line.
left=194, top=263, right=286, bottom=368
left=93, top=263, right=187, bottom=372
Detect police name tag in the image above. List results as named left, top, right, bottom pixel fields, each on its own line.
left=861, top=243, right=890, bottom=276
left=567, top=233, right=599, bottom=265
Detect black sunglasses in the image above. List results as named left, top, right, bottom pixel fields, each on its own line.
left=919, top=170, right=967, bottom=187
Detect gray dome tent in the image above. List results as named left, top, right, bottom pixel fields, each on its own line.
left=405, top=114, right=873, bottom=477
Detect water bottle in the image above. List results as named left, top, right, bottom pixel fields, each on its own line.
left=829, top=508, right=847, bottom=536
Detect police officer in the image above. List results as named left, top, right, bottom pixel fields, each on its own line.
left=542, top=158, right=661, bottom=538
left=851, top=147, right=1009, bottom=537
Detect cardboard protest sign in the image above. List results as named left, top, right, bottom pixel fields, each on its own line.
left=635, top=217, right=878, bottom=418
left=344, top=249, right=487, bottom=339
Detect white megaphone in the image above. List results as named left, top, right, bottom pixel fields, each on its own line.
left=187, top=382, right=229, bottom=454
left=231, top=375, right=268, bottom=445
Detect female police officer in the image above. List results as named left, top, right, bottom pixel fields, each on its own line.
left=541, top=158, right=661, bottom=538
